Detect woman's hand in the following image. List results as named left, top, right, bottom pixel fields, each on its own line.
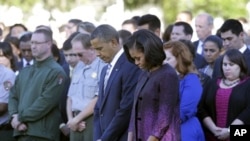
left=216, top=128, right=230, bottom=140
left=147, top=135, right=159, bottom=141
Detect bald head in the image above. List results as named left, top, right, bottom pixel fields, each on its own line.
left=195, top=13, right=214, bottom=41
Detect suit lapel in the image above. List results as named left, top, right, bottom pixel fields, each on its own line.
left=133, top=72, right=149, bottom=104
left=100, top=54, right=125, bottom=111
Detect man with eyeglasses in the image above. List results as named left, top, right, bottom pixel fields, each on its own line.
left=17, top=32, right=34, bottom=70
left=8, top=29, right=67, bottom=141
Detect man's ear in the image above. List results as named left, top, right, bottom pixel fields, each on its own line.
left=110, top=38, right=119, bottom=48
left=187, top=34, right=192, bottom=41
left=154, top=28, right=161, bottom=38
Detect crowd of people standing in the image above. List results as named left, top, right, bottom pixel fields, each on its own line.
left=1, top=10, right=250, bottom=141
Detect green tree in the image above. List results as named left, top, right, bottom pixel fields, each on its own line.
left=124, top=0, right=250, bottom=26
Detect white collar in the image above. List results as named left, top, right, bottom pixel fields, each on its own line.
left=22, top=58, right=34, bottom=67
left=239, top=44, right=247, bottom=53
left=110, top=48, right=124, bottom=68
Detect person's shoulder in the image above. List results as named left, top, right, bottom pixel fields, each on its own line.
left=184, top=73, right=199, bottom=79
left=162, top=63, right=177, bottom=74
left=48, top=61, right=67, bottom=76
left=1, top=66, right=15, bottom=78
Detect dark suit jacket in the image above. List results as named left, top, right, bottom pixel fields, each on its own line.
left=192, top=40, right=207, bottom=69
left=16, top=60, right=24, bottom=71
left=212, top=48, right=250, bottom=78
left=194, top=53, right=207, bottom=69
left=94, top=53, right=141, bottom=141
left=193, top=40, right=199, bottom=52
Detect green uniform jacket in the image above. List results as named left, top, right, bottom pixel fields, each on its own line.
left=8, top=56, right=67, bottom=141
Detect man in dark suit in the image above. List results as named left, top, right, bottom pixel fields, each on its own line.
left=17, top=32, right=34, bottom=70
left=193, top=13, right=213, bottom=55
left=213, top=19, right=250, bottom=78
left=171, top=21, right=207, bottom=69
left=90, top=24, right=141, bottom=141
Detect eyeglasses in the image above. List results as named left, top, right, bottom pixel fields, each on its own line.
left=30, top=41, right=49, bottom=45
left=77, top=53, right=83, bottom=57
left=21, top=49, right=32, bottom=52
left=64, top=53, right=78, bottom=57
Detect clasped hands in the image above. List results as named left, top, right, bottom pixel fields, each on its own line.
left=212, top=126, right=230, bottom=140
left=67, top=117, right=86, bottom=132
left=11, top=114, right=27, bottom=131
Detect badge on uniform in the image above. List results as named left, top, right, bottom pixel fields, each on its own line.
left=58, top=75, right=64, bottom=85
left=3, top=80, right=13, bottom=91
left=91, top=72, right=97, bottom=79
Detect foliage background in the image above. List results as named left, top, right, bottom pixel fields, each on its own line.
left=0, top=0, right=249, bottom=24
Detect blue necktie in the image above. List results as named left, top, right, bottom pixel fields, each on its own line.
left=103, top=64, right=111, bottom=92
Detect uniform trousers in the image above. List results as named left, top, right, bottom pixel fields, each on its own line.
left=70, top=114, right=93, bottom=141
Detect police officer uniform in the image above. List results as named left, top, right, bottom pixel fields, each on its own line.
left=68, top=57, right=106, bottom=141
left=0, top=65, right=16, bottom=141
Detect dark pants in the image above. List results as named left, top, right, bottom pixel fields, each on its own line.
left=17, top=136, right=54, bottom=141
left=0, top=123, right=16, bottom=141
left=70, top=115, right=93, bottom=141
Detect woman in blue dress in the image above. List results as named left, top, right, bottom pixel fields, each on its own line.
left=164, top=41, right=205, bottom=141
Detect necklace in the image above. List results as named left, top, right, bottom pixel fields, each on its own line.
left=222, top=78, right=240, bottom=87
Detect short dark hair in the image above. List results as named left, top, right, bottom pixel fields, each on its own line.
left=10, top=23, right=28, bottom=32
left=36, top=25, right=53, bottom=36
left=174, top=21, right=193, bottom=35
left=138, top=14, right=161, bottom=32
left=124, top=29, right=165, bottom=70
left=221, top=49, right=248, bottom=79
left=33, top=29, right=53, bottom=42
left=118, top=29, right=132, bottom=45
left=90, top=24, right=119, bottom=43
left=51, top=43, right=61, bottom=63
left=19, top=32, right=32, bottom=42
left=68, top=19, right=82, bottom=26
left=62, top=32, right=80, bottom=51
left=131, top=16, right=140, bottom=24
left=220, top=19, right=243, bottom=36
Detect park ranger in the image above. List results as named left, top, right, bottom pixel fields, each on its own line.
left=8, top=29, right=67, bottom=141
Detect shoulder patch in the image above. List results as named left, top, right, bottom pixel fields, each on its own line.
left=57, top=75, right=64, bottom=85
left=3, top=80, right=13, bottom=91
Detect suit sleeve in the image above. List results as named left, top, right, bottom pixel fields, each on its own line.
left=101, top=65, right=140, bottom=141
left=18, top=70, right=66, bottom=122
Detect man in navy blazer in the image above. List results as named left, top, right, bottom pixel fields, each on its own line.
left=17, top=32, right=34, bottom=70
left=213, top=19, right=250, bottom=78
left=90, top=24, right=141, bottom=141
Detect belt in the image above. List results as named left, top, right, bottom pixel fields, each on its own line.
left=0, top=123, right=13, bottom=130
left=72, top=111, right=80, bottom=117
